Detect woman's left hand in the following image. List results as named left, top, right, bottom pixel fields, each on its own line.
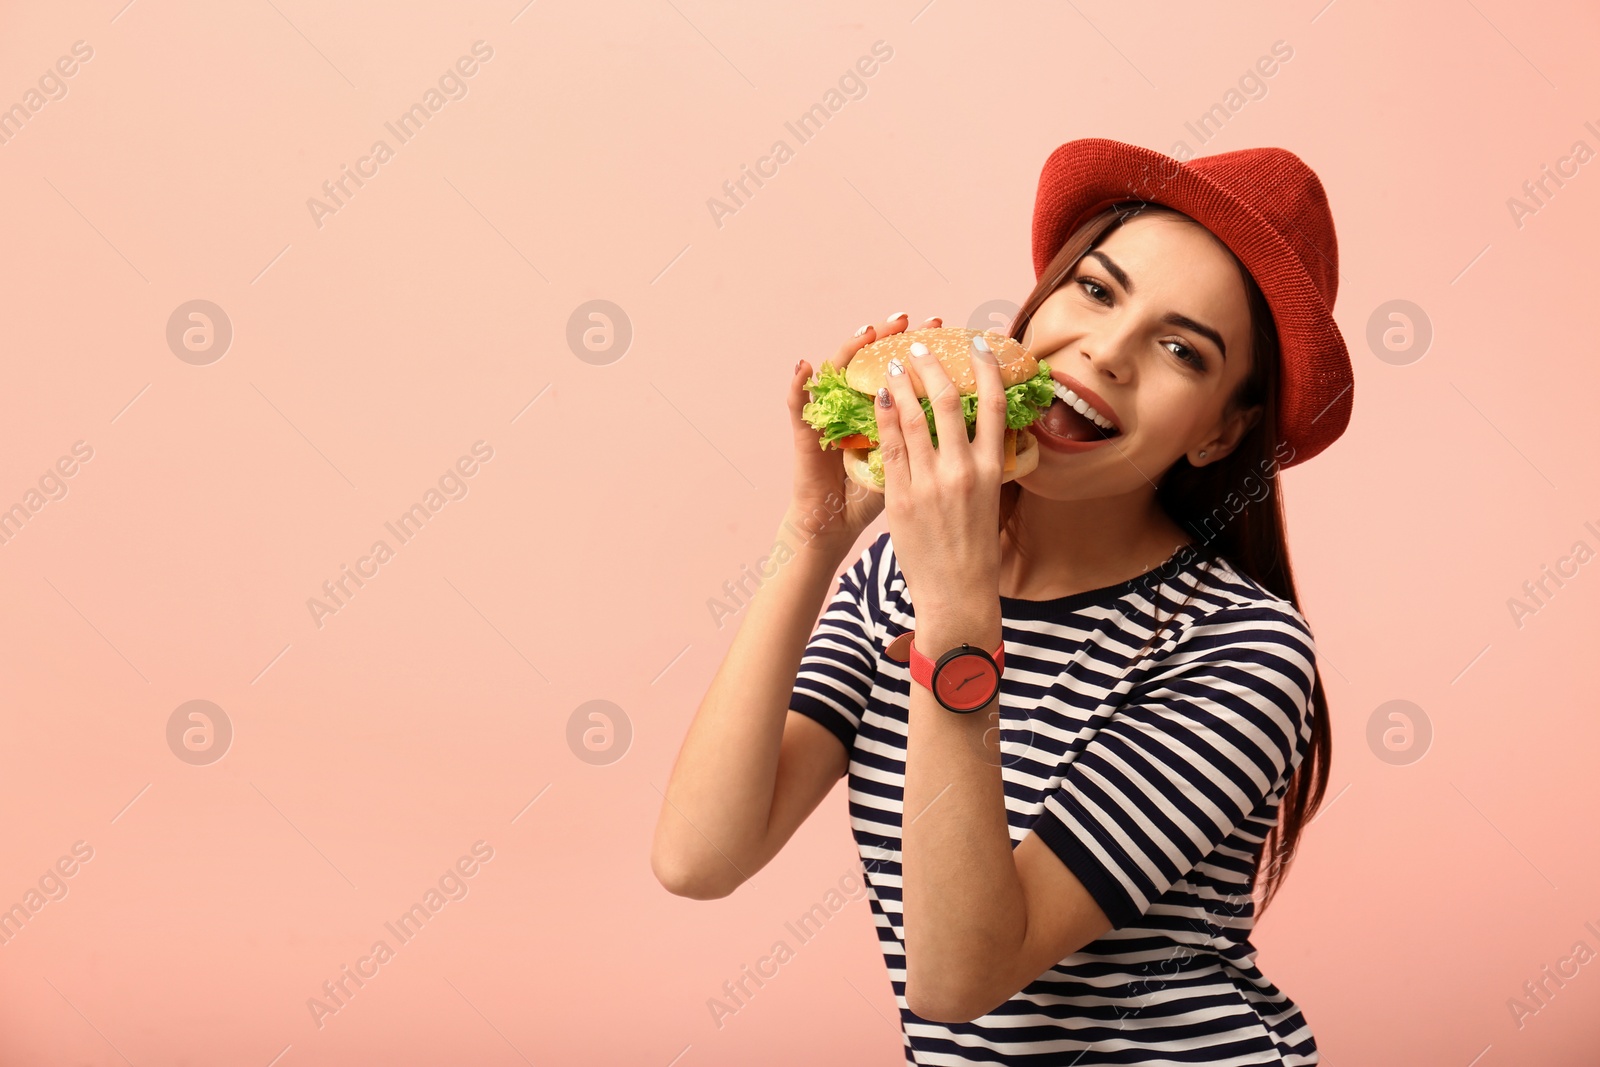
left=873, top=327, right=1008, bottom=619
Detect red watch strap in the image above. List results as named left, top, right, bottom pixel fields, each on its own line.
left=884, top=629, right=1005, bottom=690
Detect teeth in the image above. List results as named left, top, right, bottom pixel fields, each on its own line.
left=1050, top=380, right=1117, bottom=431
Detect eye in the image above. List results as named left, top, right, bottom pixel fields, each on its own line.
left=1076, top=276, right=1111, bottom=303
left=1164, top=340, right=1206, bottom=369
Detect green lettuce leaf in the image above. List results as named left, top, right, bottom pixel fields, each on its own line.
left=801, top=357, right=1056, bottom=450
left=799, top=361, right=878, bottom=449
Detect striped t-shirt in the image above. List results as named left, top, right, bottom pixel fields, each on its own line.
left=790, top=530, right=1319, bottom=1065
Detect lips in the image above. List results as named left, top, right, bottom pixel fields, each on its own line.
left=1047, top=370, right=1123, bottom=434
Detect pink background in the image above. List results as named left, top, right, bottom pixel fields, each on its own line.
left=1, top=0, right=1597, bottom=1063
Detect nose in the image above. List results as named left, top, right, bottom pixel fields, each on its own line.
left=1077, top=323, right=1138, bottom=381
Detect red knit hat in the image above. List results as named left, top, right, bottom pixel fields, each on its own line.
left=1031, top=138, right=1353, bottom=467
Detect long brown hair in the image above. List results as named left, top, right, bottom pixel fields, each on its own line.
left=999, top=201, right=1331, bottom=916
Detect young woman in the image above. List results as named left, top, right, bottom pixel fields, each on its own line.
left=652, top=138, right=1351, bottom=1065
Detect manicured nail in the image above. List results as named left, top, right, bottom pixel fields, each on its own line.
left=877, top=386, right=893, bottom=407
left=909, top=342, right=929, bottom=359
left=922, top=316, right=940, bottom=326
left=887, top=311, right=907, bottom=323
left=795, top=359, right=805, bottom=374
left=854, top=323, right=871, bottom=337
left=888, top=358, right=904, bottom=376
left=970, top=335, right=996, bottom=363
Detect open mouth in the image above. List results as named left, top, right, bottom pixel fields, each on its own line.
left=1038, top=380, right=1122, bottom=442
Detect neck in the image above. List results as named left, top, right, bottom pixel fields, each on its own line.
left=999, top=486, right=1192, bottom=600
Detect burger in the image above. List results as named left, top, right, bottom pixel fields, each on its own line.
left=800, top=326, right=1057, bottom=494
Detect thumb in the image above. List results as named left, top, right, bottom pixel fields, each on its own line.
left=789, top=360, right=822, bottom=442
left=788, top=359, right=810, bottom=406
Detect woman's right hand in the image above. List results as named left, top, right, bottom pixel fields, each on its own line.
left=785, top=313, right=940, bottom=555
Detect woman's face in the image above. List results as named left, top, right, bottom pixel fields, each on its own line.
left=1018, top=213, right=1262, bottom=501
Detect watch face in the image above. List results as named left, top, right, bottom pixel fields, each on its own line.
left=933, top=650, right=999, bottom=713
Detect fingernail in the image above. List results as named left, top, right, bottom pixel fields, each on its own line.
left=888, top=358, right=904, bottom=376
left=970, top=335, right=996, bottom=364
left=922, top=316, right=940, bottom=327
left=854, top=323, right=871, bottom=337
left=795, top=359, right=805, bottom=374
left=887, top=311, right=907, bottom=323
left=909, top=342, right=929, bottom=359
left=877, top=386, right=893, bottom=407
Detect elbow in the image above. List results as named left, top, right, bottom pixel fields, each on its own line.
left=904, top=976, right=989, bottom=1026
left=650, top=844, right=740, bottom=900
left=649, top=800, right=756, bottom=899
left=654, top=865, right=735, bottom=900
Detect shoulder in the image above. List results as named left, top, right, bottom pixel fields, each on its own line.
left=1181, top=554, right=1315, bottom=645
left=1161, top=554, right=1319, bottom=706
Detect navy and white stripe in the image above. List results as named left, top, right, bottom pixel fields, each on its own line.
left=790, top=531, right=1319, bottom=1065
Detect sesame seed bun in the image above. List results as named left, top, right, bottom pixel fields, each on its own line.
left=845, top=326, right=1037, bottom=395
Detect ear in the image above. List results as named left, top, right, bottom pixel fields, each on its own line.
left=1190, top=404, right=1262, bottom=468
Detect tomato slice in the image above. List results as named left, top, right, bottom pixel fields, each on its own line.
left=834, top=433, right=874, bottom=450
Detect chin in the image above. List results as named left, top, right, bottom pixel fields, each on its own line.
left=1017, top=442, right=1181, bottom=501
left=1014, top=465, right=1099, bottom=501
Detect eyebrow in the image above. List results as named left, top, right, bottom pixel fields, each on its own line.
left=1082, top=250, right=1228, bottom=361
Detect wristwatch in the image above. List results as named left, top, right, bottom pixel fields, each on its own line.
left=885, top=630, right=1004, bottom=714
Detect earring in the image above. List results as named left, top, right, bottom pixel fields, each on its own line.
left=1198, top=450, right=1208, bottom=458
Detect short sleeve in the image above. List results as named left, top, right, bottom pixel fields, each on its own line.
left=1028, top=602, right=1317, bottom=928
left=788, top=534, right=885, bottom=756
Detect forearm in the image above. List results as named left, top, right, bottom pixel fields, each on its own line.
left=652, top=513, right=852, bottom=896
left=901, top=597, right=1028, bottom=1019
